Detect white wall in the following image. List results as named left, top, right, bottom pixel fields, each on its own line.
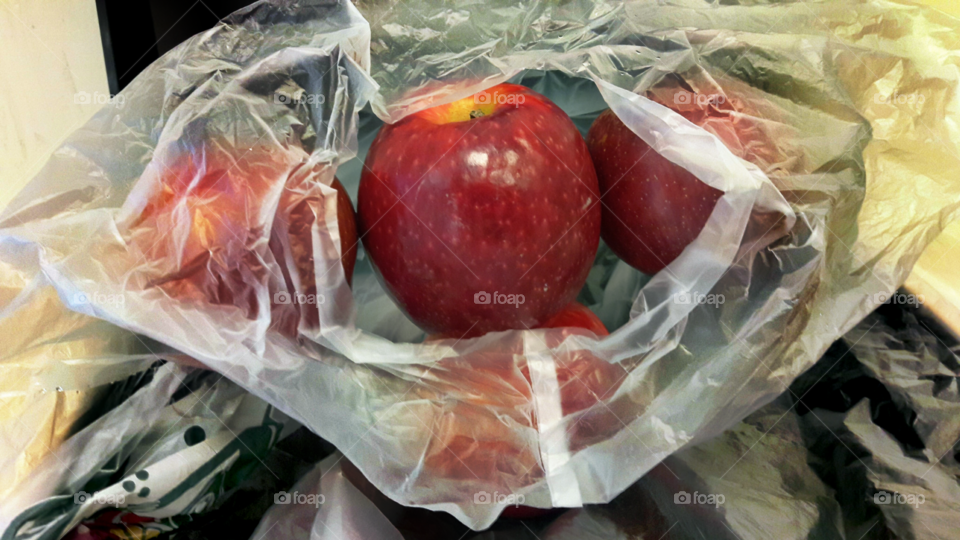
left=0, top=0, right=108, bottom=209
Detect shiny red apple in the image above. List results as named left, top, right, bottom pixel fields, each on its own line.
left=358, top=84, right=601, bottom=337
left=587, top=109, right=723, bottom=275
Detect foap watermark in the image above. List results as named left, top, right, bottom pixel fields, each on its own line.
left=74, top=491, right=125, bottom=505
left=874, top=490, right=925, bottom=508
left=274, top=91, right=325, bottom=106
left=474, top=91, right=525, bottom=107
left=72, top=291, right=125, bottom=307
left=874, top=93, right=925, bottom=106
left=474, top=291, right=525, bottom=308
left=474, top=490, right=525, bottom=505
left=874, top=292, right=924, bottom=307
left=274, top=291, right=325, bottom=305
left=673, top=291, right=724, bottom=307
left=275, top=491, right=325, bottom=507
left=74, top=91, right=125, bottom=108
left=674, top=491, right=725, bottom=508
left=674, top=92, right=726, bottom=107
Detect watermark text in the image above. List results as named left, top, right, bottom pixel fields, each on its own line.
left=474, top=291, right=525, bottom=308
left=673, top=292, right=724, bottom=307
left=275, top=491, right=325, bottom=507
left=874, top=490, right=924, bottom=508
left=674, top=490, right=724, bottom=507
left=274, top=291, right=325, bottom=305
left=74, top=491, right=125, bottom=505
left=474, top=490, right=525, bottom=505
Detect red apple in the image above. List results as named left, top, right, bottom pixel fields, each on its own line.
left=537, top=302, right=626, bottom=420
left=280, top=176, right=358, bottom=289
left=269, top=172, right=358, bottom=336
left=426, top=301, right=623, bottom=420
left=587, top=109, right=723, bottom=275
left=501, top=303, right=617, bottom=520
left=645, top=85, right=788, bottom=174
left=358, top=84, right=601, bottom=337
left=426, top=302, right=626, bottom=520
left=133, top=144, right=286, bottom=317
left=131, top=143, right=357, bottom=336
left=538, top=300, right=608, bottom=337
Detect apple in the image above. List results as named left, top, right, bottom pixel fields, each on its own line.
left=425, top=302, right=626, bottom=519
left=426, top=301, right=623, bottom=423
left=586, top=109, right=723, bottom=275
left=279, top=176, right=358, bottom=289
left=538, top=300, right=608, bottom=337
left=131, top=143, right=357, bottom=336
left=132, top=144, right=287, bottom=317
left=358, top=84, right=601, bottom=337
left=536, top=301, right=625, bottom=418
left=644, top=86, right=787, bottom=173
left=269, top=173, right=358, bottom=336
left=499, top=301, right=626, bottom=520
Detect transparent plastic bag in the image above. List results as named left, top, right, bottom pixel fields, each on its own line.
left=2, top=0, right=960, bottom=530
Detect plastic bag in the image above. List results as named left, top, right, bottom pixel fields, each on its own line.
left=0, top=364, right=299, bottom=540
left=794, top=307, right=960, bottom=538
left=248, top=396, right=846, bottom=540
left=2, top=0, right=960, bottom=530
left=251, top=453, right=403, bottom=540
left=0, top=252, right=165, bottom=512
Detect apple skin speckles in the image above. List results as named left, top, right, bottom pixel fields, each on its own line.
left=358, top=84, right=601, bottom=337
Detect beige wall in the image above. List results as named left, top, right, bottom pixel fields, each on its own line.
left=0, top=0, right=108, bottom=209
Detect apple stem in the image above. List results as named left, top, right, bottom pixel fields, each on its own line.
left=470, top=109, right=485, bottom=119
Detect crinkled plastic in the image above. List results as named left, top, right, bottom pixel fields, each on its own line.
left=0, top=363, right=185, bottom=539
left=248, top=397, right=846, bottom=540
left=0, top=364, right=298, bottom=540
left=0, top=253, right=167, bottom=510
left=797, top=308, right=960, bottom=539
left=251, top=453, right=403, bottom=540
left=2, top=0, right=960, bottom=530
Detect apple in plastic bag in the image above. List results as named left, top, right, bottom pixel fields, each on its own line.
left=132, top=144, right=357, bottom=333
left=426, top=301, right=624, bottom=430
left=426, top=302, right=627, bottom=519
left=269, top=169, right=358, bottom=336
left=646, top=85, right=789, bottom=174
left=535, top=301, right=624, bottom=418
left=586, top=108, right=723, bottom=275
left=279, top=176, right=358, bottom=290
left=358, top=84, right=601, bottom=337
left=501, top=301, right=625, bottom=519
